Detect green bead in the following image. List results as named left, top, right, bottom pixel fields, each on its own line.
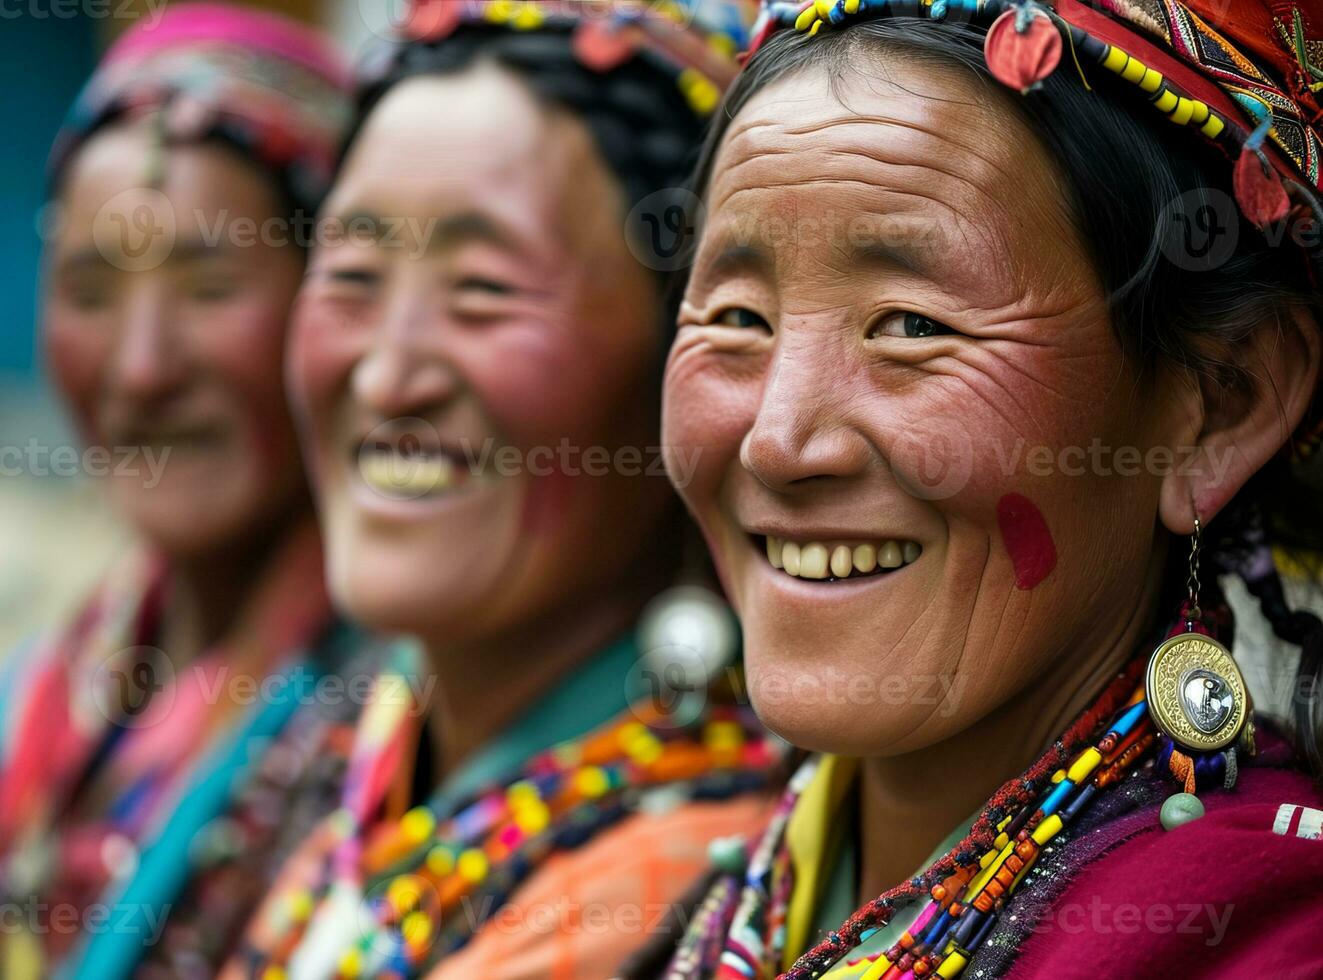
left=1160, top=792, right=1205, bottom=830
left=708, top=835, right=748, bottom=874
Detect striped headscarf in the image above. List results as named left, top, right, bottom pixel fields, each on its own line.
left=49, top=2, right=353, bottom=212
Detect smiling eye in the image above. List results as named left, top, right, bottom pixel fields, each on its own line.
left=454, top=276, right=515, bottom=296
left=328, top=268, right=380, bottom=287
left=868, top=312, right=956, bottom=339
left=716, top=308, right=771, bottom=332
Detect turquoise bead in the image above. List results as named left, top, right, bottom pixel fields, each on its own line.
left=1160, top=792, right=1206, bottom=830
left=708, top=835, right=748, bottom=874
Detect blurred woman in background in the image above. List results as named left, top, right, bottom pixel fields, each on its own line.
left=225, top=3, right=785, bottom=977
left=0, top=6, right=364, bottom=978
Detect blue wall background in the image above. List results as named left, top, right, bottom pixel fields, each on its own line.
left=1, top=16, right=97, bottom=380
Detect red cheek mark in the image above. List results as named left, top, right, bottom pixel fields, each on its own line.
left=997, top=492, right=1057, bottom=590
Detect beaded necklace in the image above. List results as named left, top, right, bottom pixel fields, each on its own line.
left=240, top=651, right=785, bottom=979
left=662, top=611, right=1237, bottom=980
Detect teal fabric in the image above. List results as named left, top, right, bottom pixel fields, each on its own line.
left=429, top=632, right=642, bottom=815
left=60, top=654, right=326, bottom=980
left=58, top=621, right=367, bottom=980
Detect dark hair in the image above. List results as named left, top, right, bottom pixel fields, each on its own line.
left=48, top=121, right=317, bottom=261
left=686, top=19, right=1323, bottom=772
left=351, top=23, right=708, bottom=222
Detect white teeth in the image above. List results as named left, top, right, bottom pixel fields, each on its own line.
left=799, top=543, right=829, bottom=579
left=358, top=451, right=456, bottom=497
left=762, top=536, right=920, bottom=581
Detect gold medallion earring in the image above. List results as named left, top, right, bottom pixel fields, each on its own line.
left=1146, top=515, right=1254, bottom=797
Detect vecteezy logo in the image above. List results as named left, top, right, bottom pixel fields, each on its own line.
left=1158, top=187, right=1238, bottom=272
left=91, top=645, right=175, bottom=727
left=92, top=188, right=177, bottom=273
left=626, top=188, right=705, bottom=273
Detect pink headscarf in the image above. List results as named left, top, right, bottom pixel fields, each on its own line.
left=51, top=2, right=352, bottom=209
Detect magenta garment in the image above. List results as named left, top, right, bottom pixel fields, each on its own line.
left=1006, top=730, right=1323, bottom=979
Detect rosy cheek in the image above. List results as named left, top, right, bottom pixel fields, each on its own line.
left=44, top=317, right=107, bottom=443
left=288, top=298, right=360, bottom=429
left=997, top=492, right=1057, bottom=590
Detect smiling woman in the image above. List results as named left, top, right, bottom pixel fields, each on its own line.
left=0, top=7, right=372, bottom=980
left=222, top=4, right=787, bottom=979
left=653, top=1, right=1323, bottom=978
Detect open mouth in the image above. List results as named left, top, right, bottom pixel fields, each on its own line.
left=354, top=435, right=476, bottom=499
left=760, top=535, right=921, bottom=582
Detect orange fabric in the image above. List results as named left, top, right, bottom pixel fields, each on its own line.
left=426, top=796, right=772, bottom=980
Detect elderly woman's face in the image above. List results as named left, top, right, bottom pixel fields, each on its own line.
left=43, top=124, right=307, bottom=558
left=290, top=66, right=667, bottom=642
left=665, top=62, right=1187, bottom=755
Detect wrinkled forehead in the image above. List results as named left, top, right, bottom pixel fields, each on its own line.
left=699, top=61, right=1085, bottom=301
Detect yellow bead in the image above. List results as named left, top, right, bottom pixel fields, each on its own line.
left=845, top=0, right=861, bottom=11
left=936, top=949, right=969, bottom=978
left=286, top=888, right=315, bottom=923
left=261, top=969, right=287, bottom=980
left=617, top=722, right=648, bottom=750
left=704, top=720, right=745, bottom=749
left=1201, top=115, right=1226, bottom=138
left=338, top=948, right=363, bottom=978
left=514, top=800, right=551, bottom=836
left=512, top=3, right=545, bottom=31
left=507, top=780, right=540, bottom=807
left=1031, top=813, right=1064, bottom=846
left=426, top=845, right=456, bottom=877
left=1121, top=56, right=1148, bottom=83
left=458, top=848, right=489, bottom=883
left=485, top=0, right=515, bottom=23
left=1139, top=67, right=1163, bottom=93
left=795, top=5, right=819, bottom=31
left=387, top=876, right=425, bottom=914
left=1154, top=89, right=1179, bottom=113
left=1102, top=46, right=1128, bottom=74
left=575, top=766, right=611, bottom=799
left=401, top=806, right=436, bottom=843
left=678, top=69, right=721, bottom=116
left=708, top=33, right=737, bottom=57
left=402, top=910, right=434, bottom=949
left=627, top=733, right=664, bottom=765
left=1066, top=748, right=1101, bottom=783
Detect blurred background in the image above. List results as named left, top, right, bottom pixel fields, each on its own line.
left=0, top=0, right=389, bottom=651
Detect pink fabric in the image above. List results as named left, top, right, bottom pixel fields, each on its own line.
left=1008, top=761, right=1323, bottom=979
left=103, top=1, right=350, bottom=87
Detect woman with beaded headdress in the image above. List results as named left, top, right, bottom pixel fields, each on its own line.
left=223, top=3, right=785, bottom=978
left=0, top=5, right=374, bottom=979
left=646, top=0, right=1323, bottom=976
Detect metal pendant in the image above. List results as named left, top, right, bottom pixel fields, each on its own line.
left=1145, top=632, right=1248, bottom=753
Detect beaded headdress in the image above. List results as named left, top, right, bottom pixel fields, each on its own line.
left=749, top=1, right=1323, bottom=228
left=50, top=2, right=353, bottom=213
left=746, top=0, right=1323, bottom=459
left=390, top=0, right=760, bottom=118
